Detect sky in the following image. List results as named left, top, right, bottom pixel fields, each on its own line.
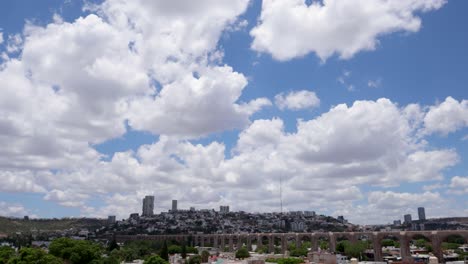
left=0, top=0, right=467, bottom=225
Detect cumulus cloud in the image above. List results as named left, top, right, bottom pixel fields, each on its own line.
left=51, top=98, right=459, bottom=220
left=275, top=90, right=320, bottom=110
left=250, top=0, right=446, bottom=61
left=449, top=176, right=468, bottom=194
left=424, top=97, right=468, bottom=135
left=0, top=201, right=32, bottom=218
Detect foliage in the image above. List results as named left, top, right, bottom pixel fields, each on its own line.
left=319, top=241, right=328, bottom=250
left=201, top=250, right=210, bottom=262
left=181, top=243, right=187, bottom=259
left=265, top=257, right=303, bottom=264
left=168, top=245, right=182, bottom=254
left=144, top=255, right=169, bottom=264
left=235, top=247, right=250, bottom=259
left=287, top=242, right=309, bottom=257
left=381, top=239, right=396, bottom=247
left=49, top=237, right=102, bottom=263
left=160, top=241, right=169, bottom=261
left=108, top=239, right=120, bottom=252
left=446, top=235, right=465, bottom=245
left=0, top=246, right=15, bottom=264
left=7, top=247, right=62, bottom=264
left=188, top=255, right=201, bottom=264
left=442, top=242, right=461, bottom=250
left=255, top=245, right=269, bottom=254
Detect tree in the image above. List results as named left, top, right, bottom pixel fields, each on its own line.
left=381, top=239, right=396, bottom=247
left=108, top=239, right=120, bottom=252
left=160, top=241, right=169, bottom=261
left=235, top=247, right=250, bottom=259
left=0, top=246, right=15, bottom=264
left=201, top=250, right=210, bottom=262
left=188, top=255, right=201, bottom=264
left=49, top=237, right=102, bottom=263
left=144, top=255, right=169, bottom=264
left=181, top=243, right=187, bottom=259
left=7, top=247, right=62, bottom=264
left=168, top=245, right=182, bottom=254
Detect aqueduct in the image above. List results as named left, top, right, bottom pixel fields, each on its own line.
left=111, top=230, right=468, bottom=262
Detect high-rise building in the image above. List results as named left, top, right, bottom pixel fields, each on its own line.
left=404, top=214, right=412, bottom=224
left=142, top=195, right=154, bottom=217
left=172, top=200, right=178, bottom=211
left=418, top=207, right=426, bottom=221
left=220, top=205, right=229, bottom=213
left=108, top=215, right=116, bottom=224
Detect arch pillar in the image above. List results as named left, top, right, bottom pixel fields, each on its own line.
left=257, top=234, right=262, bottom=250
left=201, top=236, right=205, bottom=247
left=268, top=235, right=274, bottom=253
left=311, top=234, right=318, bottom=252
left=214, top=235, right=218, bottom=248
left=237, top=235, right=243, bottom=249
left=281, top=234, right=286, bottom=254
left=399, top=233, right=411, bottom=262
left=221, top=235, right=226, bottom=251
left=372, top=232, right=383, bottom=262
left=247, top=235, right=252, bottom=251
left=329, top=232, right=336, bottom=253
left=431, top=232, right=443, bottom=263
left=229, top=235, right=234, bottom=252
left=295, top=233, right=301, bottom=249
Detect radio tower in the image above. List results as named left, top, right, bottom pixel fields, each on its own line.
left=279, top=175, right=283, bottom=214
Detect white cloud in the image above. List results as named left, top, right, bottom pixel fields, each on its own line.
left=368, top=79, right=382, bottom=88
left=275, top=90, right=320, bottom=111
left=424, top=97, right=468, bottom=135
left=0, top=201, right=31, bottom=218
left=0, top=31, right=3, bottom=44
left=250, top=0, right=446, bottom=61
left=449, top=176, right=468, bottom=194
left=65, top=98, right=459, bottom=220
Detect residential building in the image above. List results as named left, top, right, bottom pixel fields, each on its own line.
left=172, top=200, right=178, bottom=211
left=220, top=205, right=229, bottom=213
left=404, top=214, right=412, bottom=224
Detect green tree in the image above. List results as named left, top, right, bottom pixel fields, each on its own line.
left=108, top=239, right=120, bottom=252
left=168, top=245, right=182, bottom=254
left=188, top=255, right=201, bottom=264
left=0, top=246, right=15, bottom=264
left=7, top=247, right=62, bottom=264
left=160, top=241, right=169, bottom=261
left=235, top=247, right=250, bottom=259
left=201, top=250, right=210, bottom=262
left=49, top=237, right=102, bottom=264
left=181, top=243, right=187, bottom=259
left=319, top=241, right=328, bottom=250
left=144, top=255, right=169, bottom=264
left=381, top=239, right=395, bottom=247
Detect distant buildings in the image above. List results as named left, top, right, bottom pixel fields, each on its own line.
left=393, top=220, right=402, bottom=226
left=220, top=205, right=230, bottom=213
left=107, top=215, right=116, bottom=224
left=418, top=207, right=426, bottom=221
left=404, top=214, right=412, bottom=224
left=142, top=196, right=155, bottom=217
left=172, top=200, right=178, bottom=211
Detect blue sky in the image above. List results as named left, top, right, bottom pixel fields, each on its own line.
left=0, top=0, right=467, bottom=224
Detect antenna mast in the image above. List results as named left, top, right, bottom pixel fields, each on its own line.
left=279, top=175, right=283, bottom=214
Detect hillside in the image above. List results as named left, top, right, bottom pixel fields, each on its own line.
left=0, top=217, right=106, bottom=235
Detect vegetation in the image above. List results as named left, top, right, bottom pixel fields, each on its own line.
left=201, top=250, right=210, bottom=262
left=235, top=247, right=250, bottom=259
left=188, top=255, right=202, bottom=264
left=144, top=255, right=169, bottom=264
left=265, top=257, right=303, bottom=264
left=335, top=241, right=369, bottom=260
left=0, top=216, right=106, bottom=235
left=287, top=241, right=310, bottom=257
left=49, top=237, right=102, bottom=263
left=1, top=247, right=61, bottom=264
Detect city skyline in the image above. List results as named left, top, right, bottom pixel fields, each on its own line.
left=0, top=0, right=467, bottom=224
